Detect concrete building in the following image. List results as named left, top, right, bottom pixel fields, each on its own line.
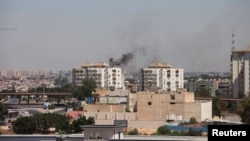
left=231, top=45, right=250, bottom=98
left=140, top=62, right=184, bottom=92
left=217, top=79, right=230, bottom=97
left=133, top=89, right=212, bottom=122
left=81, top=124, right=126, bottom=140
left=72, top=62, right=125, bottom=90
left=195, top=79, right=217, bottom=97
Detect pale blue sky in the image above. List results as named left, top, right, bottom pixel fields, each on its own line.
left=1, top=0, right=250, bottom=72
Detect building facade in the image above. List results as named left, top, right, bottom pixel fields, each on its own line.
left=140, top=62, right=184, bottom=92
left=231, top=45, right=250, bottom=98
left=72, top=62, right=125, bottom=90
left=134, top=89, right=212, bottom=122
left=217, top=79, right=230, bottom=97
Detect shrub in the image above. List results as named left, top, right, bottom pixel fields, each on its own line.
left=157, top=125, right=171, bottom=135
left=189, top=117, right=197, bottom=124
left=128, top=128, right=139, bottom=135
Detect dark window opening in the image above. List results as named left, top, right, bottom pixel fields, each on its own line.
left=148, top=102, right=152, bottom=105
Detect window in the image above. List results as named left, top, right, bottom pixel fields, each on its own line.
left=148, top=102, right=152, bottom=105
left=170, top=95, right=175, bottom=100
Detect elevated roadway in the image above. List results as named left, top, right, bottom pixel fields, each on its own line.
left=195, top=96, right=243, bottom=102
left=0, top=92, right=72, bottom=104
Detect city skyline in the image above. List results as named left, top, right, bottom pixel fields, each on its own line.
left=1, top=0, right=250, bottom=73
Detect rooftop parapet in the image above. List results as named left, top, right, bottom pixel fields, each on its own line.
left=148, top=62, right=172, bottom=68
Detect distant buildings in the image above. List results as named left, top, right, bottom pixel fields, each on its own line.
left=140, top=62, right=184, bottom=92
left=184, top=79, right=230, bottom=97
left=231, top=45, right=250, bottom=98
left=72, top=62, right=125, bottom=90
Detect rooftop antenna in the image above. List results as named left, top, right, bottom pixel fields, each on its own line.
left=232, top=27, right=235, bottom=50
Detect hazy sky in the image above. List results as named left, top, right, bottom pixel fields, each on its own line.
left=1, top=0, right=250, bottom=73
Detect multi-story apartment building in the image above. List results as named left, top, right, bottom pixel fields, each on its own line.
left=185, top=78, right=230, bottom=97
left=72, top=62, right=125, bottom=90
left=217, top=79, right=230, bottom=97
left=231, top=45, right=250, bottom=98
left=140, top=62, right=184, bottom=92
left=195, top=79, right=217, bottom=97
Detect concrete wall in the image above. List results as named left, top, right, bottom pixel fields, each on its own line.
left=200, top=100, right=212, bottom=121
left=83, top=127, right=123, bottom=140
left=84, top=104, right=125, bottom=112
left=128, top=93, right=137, bottom=112
left=183, top=102, right=201, bottom=122
left=135, top=92, right=212, bottom=122
left=83, top=112, right=137, bottom=121
left=128, top=120, right=165, bottom=128
left=137, top=93, right=169, bottom=120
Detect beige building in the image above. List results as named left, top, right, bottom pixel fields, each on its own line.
left=132, top=89, right=212, bottom=122
left=231, top=45, right=250, bottom=98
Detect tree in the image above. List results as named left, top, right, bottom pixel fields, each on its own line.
left=72, top=116, right=95, bottom=133
left=237, top=95, right=250, bottom=124
left=0, top=103, right=8, bottom=120
left=157, top=125, right=171, bottom=135
left=12, top=113, right=73, bottom=134
left=73, top=79, right=97, bottom=100
left=12, top=116, right=36, bottom=134
left=212, top=97, right=227, bottom=117
left=54, top=77, right=69, bottom=87
left=189, top=117, right=197, bottom=124
left=128, top=128, right=139, bottom=135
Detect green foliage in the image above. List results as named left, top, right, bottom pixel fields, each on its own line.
left=54, top=77, right=69, bottom=87
left=237, top=95, right=250, bottom=124
left=73, top=78, right=97, bottom=100
left=0, top=89, right=16, bottom=93
left=12, top=113, right=72, bottom=134
left=128, top=128, right=139, bottom=135
left=150, top=132, right=160, bottom=135
left=228, top=102, right=238, bottom=113
left=171, top=130, right=183, bottom=136
left=186, top=128, right=202, bottom=136
left=12, top=116, right=36, bottom=134
left=71, top=116, right=95, bottom=133
left=0, top=103, right=8, bottom=120
left=157, top=125, right=171, bottom=135
left=189, top=117, right=197, bottom=124
left=212, top=97, right=227, bottom=117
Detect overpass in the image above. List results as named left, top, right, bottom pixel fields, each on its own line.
left=0, top=92, right=72, bottom=104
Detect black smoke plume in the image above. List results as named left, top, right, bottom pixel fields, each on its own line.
left=109, top=52, right=134, bottom=67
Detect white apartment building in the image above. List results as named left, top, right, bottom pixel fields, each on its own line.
left=140, top=62, right=184, bottom=92
left=72, top=62, right=125, bottom=90
left=231, top=45, right=250, bottom=98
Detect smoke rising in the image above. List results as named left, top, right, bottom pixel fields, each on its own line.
left=109, top=52, right=134, bottom=67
